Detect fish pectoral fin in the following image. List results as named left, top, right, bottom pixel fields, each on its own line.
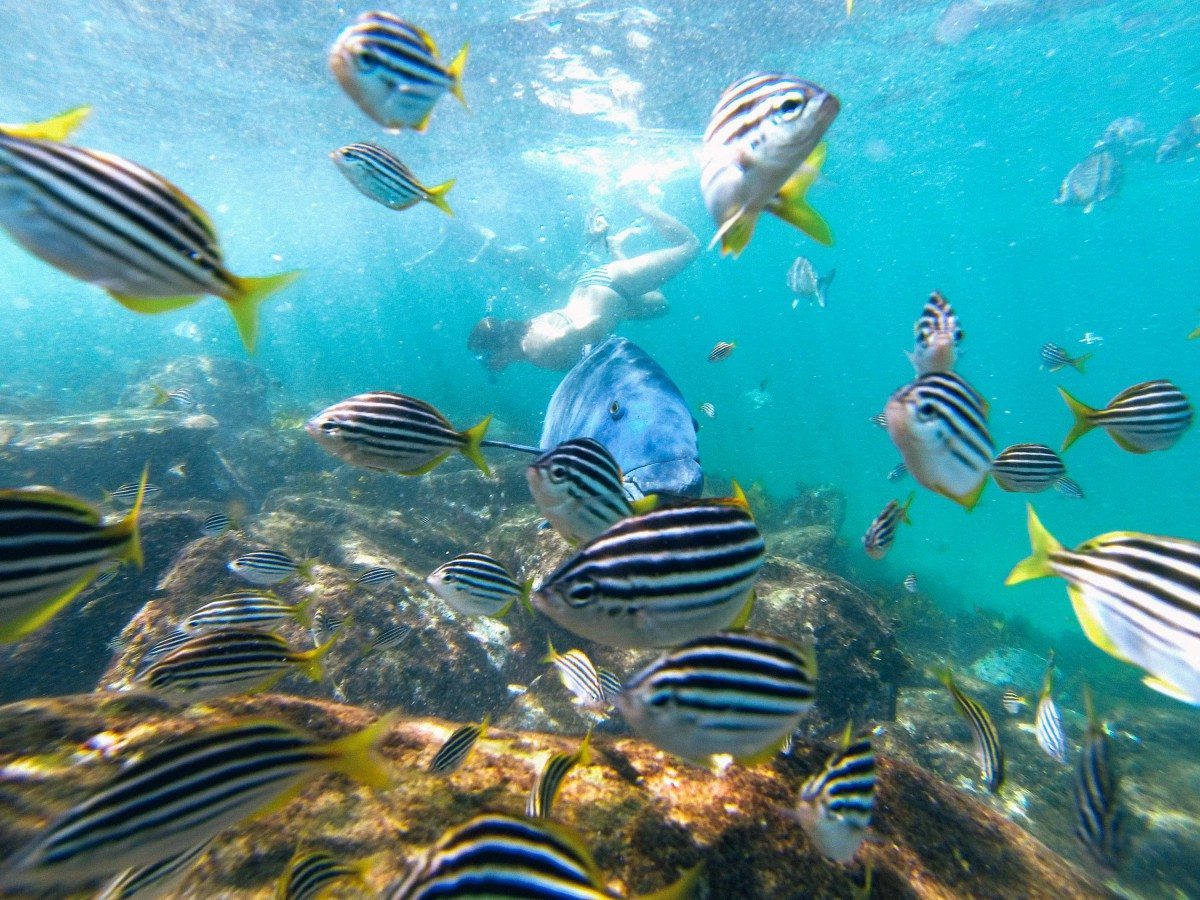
left=1141, top=675, right=1199, bottom=704
left=1108, top=431, right=1150, bottom=454
left=736, top=733, right=792, bottom=766
left=1, top=105, right=92, bottom=141
left=955, top=478, right=987, bottom=511
left=1068, top=587, right=1129, bottom=662
left=0, top=573, right=95, bottom=643
left=709, top=207, right=758, bottom=258
left=399, top=451, right=452, bottom=476
left=108, top=292, right=203, bottom=315
left=730, top=589, right=756, bottom=630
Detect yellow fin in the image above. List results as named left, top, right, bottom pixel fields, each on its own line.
left=319, top=712, right=397, bottom=790
left=846, top=0, right=855, bottom=13
left=104, top=463, right=149, bottom=570
left=1189, top=325, right=1199, bottom=340
left=638, top=862, right=705, bottom=900
left=109, top=292, right=202, bottom=315
left=291, top=595, right=315, bottom=627
left=400, top=451, right=452, bottom=476
left=1, top=105, right=91, bottom=141
left=493, top=597, right=515, bottom=619
left=767, top=144, right=834, bottom=246
left=448, top=44, right=469, bottom=108
left=1070, top=352, right=1092, bottom=374
left=736, top=731, right=793, bottom=766
left=225, top=270, right=302, bottom=353
left=1142, top=675, right=1197, bottom=703
left=1005, top=505, right=1061, bottom=585
left=900, top=490, right=915, bottom=524
left=424, top=178, right=455, bottom=216
left=297, top=634, right=339, bottom=682
left=1069, top=586, right=1127, bottom=661
left=630, top=494, right=660, bottom=515
left=730, top=589, right=756, bottom=630
left=711, top=208, right=759, bottom=258
left=0, top=572, right=95, bottom=643
left=1057, top=386, right=1097, bottom=452
left=149, top=384, right=170, bottom=407
left=1108, top=430, right=1149, bottom=454
left=460, top=415, right=493, bottom=476
left=542, top=638, right=559, bottom=665
left=727, top=480, right=752, bottom=515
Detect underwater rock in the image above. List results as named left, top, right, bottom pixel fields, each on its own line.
left=969, top=646, right=1047, bottom=689
left=122, top=355, right=276, bottom=428
left=0, top=693, right=1113, bottom=898
left=777, top=482, right=847, bottom=534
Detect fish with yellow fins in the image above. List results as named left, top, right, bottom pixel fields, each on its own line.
left=700, top=74, right=839, bottom=257
left=1058, top=379, right=1192, bottom=454
left=0, top=109, right=299, bottom=353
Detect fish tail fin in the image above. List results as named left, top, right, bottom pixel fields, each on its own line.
left=292, top=594, right=316, bottom=627
left=521, top=583, right=537, bottom=614
left=934, top=666, right=955, bottom=691
left=298, top=634, right=338, bottom=682
left=297, top=558, right=317, bottom=583
left=541, top=637, right=558, bottom=665
left=577, top=727, right=594, bottom=766
left=630, top=494, right=660, bottom=515
left=460, top=415, right=492, bottom=476
left=710, top=208, right=759, bottom=258
left=1071, top=352, right=1092, bottom=374
left=1040, top=651, right=1056, bottom=698
left=728, top=480, right=752, bottom=515
left=425, top=179, right=455, bottom=216
left=108, top=464, right=149, bottom=569
left=1005, top=505, right=1061, bottom=586
left=1057, top=386, right=1097, bottom=451
left=320, top=713, right=396, bottom=789
left=1, top=105, right=92, bottom=141
left=1189, top=325, right=1200, bottom=340
left=767, top=143, right=834, bottom=246
left=900, top=490, right=915, bottom=525
left=637, top=863, right=706, bottom=900
left=448, top=44, right=469, bottom=108
left=730, top=588, right=756, bottom=630
left=150, top=384, right=170, bottom=407
left=225, top=270, right=302, bottom=353
left=0, top=573, right=95, bottom=643
left=817, top=267, right=836, bottom=307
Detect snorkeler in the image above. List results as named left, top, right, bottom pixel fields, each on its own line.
left=469, top=201, right=700, bottom=371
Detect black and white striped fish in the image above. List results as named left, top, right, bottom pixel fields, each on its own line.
left=907, top=292, right=962, bottom=375
left=543, top=640, right=608, bottom=712
left=708, top=340, right=736, bottom=362
left=0, top=118, right=299, bottom=353
left=134, top=629, right=191, bottom=678
left=1040, top=342, right=1090, bottom=374
left=356, top=566, right=398, bottom=589
left=0, top=474, right=145, bottom=643
left=332, top=142, right=454, bottom=215
left=133, top=628, right=334, bottom=700
left=0, top=717, right=392, bottom=889
left=903, top=573, right=919, bottom=593
left=795, top=723, right=876, bottom=863
left=617, top=630, right=818, bottom=765
left=426, top=552, right=526, bottom=618
left=699, top=402, right=716, bottom=419
left=1074, top=687, right=1123, bottom=870
left=1008, top=506, right=1200, bottom=705
left=306, top=391, right=491, bottom=476
left=200, top=513, right=232, bottom=537
left=533, top=497, right=764, bottom=649
left=700, top=73, right=839, bottom=256
left=429, top=718, right=488, bottom=775
left=1035, top=655, right=1068, bottom=764
left=526, top=438, right=654, bottom=545
left=1059, top=380, right=1192, bottom=454
left=278, top=850, right=364, bottom=900
left=937, top=669, right=1004, bottom=792
left=991, top=443, right=1067, bottom=494
left=526, top=732, right=592, bottom=820
left=886, top=462, right=908, bottom=482
left=152, top=385, right=195, bottom=410
left=105, top=482, right=161, bottom=506
left=1001, top=689, right=1028, bottom=715
left=862, top=492, right=913, bottom=560
left=91, top=563, right=121, bottom=591
left=1055, top=477, right=1086, bottom=500
left=180, top=591, right=309, bottom=634
left=869, top=412, right=888, bottom=428
left=598, top=669, right=623, bottom=703
left=367, top=622, right=411, bottom=654
left=885, top=371, right=993, bottom=509
left=228, top=549, right=311, bottom=586
left=328, top=12, right=467, bottom=132
left=95, top=838, right=212, bottom=900
left=310, top=609, right=350, bottom=648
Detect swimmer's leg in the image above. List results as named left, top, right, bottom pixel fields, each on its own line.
left=604, top=204, right=700, bottom=298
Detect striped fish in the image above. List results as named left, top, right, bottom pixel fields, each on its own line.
left=1059, top=380, right=1192, bottom=454
left=869, top=412, right=887, bottom=428
left=0, top=474, right=145, bottom=643
left=310, top=609, right=350, bottom=648
left=1035, top=654, right=1068, bottom=764
left=0, top=717, right=393, bottom=889
left=200, top=513, right=232, bottom=537
left=133, top=629, right=335, bottom=700
left=1001, top=689, right=1027, bottom=715
left=228, top=549, right=312, bottom=586
left=1074, top=687, right=1123, bottom=870
left=991, top=443, right=1067, bottom=494
left=903, top=573, right=918, bottom=593
left=862, top=492, right=913, bottom=560
left=1007, top=506, right=1200, bottom=704
left=885, top=371, right=993, bottom=509
left=937, top=669, right=1004, bottom=792
left=907, top=292, right=962, bottom=375
left=708, top=341, right=736, bottom=362
left=152, top=385, right=195, bottom=410
left=306, top=391, right=491, bottom=477
left=0, top=122, right=299, bottom=353
left=532, top=498, right=764, bottom=649
left=366, top=622, right=411, bottom=654
left=332, top=142, right=453, bottom=215
left=134, top=629, right=191, bottom=678
left=526, top=731, right=592, bottom=820
left=616, top=630, right=817, bottom=765
left=356, top=566, right=398, bottom=589
left=598, top=669, right=622, bottom=703
left=526, top=438, right=655, bottom=545
left=95, top=838, right=212, bottom=900
left=277, top=850, right=364, bottom=900
left=105, top=482, right=161, bottom=506
left=180, top=591, right=309, bottom=634
left=700, top=73, right=839, bottom=256
left=886, top=462, right=908, bottom=482
left=388, top=812, right=700, bottom=899
left=1055, top=476, right=1086, bottom=500
left=544, top=640, right=608, bottom=712
left=429, top=717, right=488, bottom=775
left=795, top=723, right=876, bottom=863
left=91, top=563, right=121, bottom=591
left=1040, top=342, right=1090, bottom=374
left=699, top=402, right=716, bottom=419
left=426, top=552, right=526, bottom=618
left=328, top=12, right=467, bottom=132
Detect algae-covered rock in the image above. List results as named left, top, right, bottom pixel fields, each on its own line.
left=0, top=693, right=1112, bottom=899
left=122, top=355, right=275, bottom=428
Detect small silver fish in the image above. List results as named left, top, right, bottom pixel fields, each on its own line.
left=787, top=257, right=835, bottom=308
left=1054, top=152, right=1122, bottom=213
left=1155, top=115, right=1200, bottom=164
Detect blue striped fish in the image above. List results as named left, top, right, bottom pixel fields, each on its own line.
left=306, top=391, right=491, bottom=477
left=328, top=12, right=467, bottom=132
left=617, top=630, right=817, bottom=765
left=134, top=629, right=190, bottom=678
left=1040, top=342, right=1090, bottom=374
left=1055, top=476, right=1086, bottom=500
left=598, top=668, right=622, bottom=704
left=200, top=512, right=232, bottom=537
left=0, top=118, right=299, bottom=352
left=795, top=723, right=876, bottom=863
left=0, top=717, right=393, bottom=889
left=429, top=718, right=488, bottom=775
left=886, top=462, right=908, bottom=482
left=332, top=142, right=453, bottom=215
left=105, top=482, right=161, bottom=506
left=938, top=669, right=1004, bottom=792
left=862, top=492, right=913, bottom=560
left=907, top=292, right=962, bottom=375
left=708, top=340, right=736, bottom=362
left=1074, top=687, right=1123, bottom=870
left=533, top=497, right=764, bottom=649
left=526, top=731, right=592, bottom=820
left=228, top=549, right=312, bottom=586
left=181, top=591, right=308, bottom=634
left=886, top=371, right=993, bottom=509
left=95, top=838, right=212, bottom=900
left=1060, top=379, right=1192, bottom=454
left=1035, top=654, right=1068, bottom=764
left=544, top=640, right=608, bottom=713
left=903, top=573, right=919, bottom=593
left=990, top=443, right=1067, bottom=494
left=426, top=552, right=526, bottom=618
left=356, top=566, right=398, bottom=589
left=700, top=73, right=839, bottom=256
left=1001, top=689, right=1027, bottom=715
left=152, top=385, right=195, bottom=410
left=278, top=850, right=365, bottom=900
left=365, top=622, right=411, bottom=655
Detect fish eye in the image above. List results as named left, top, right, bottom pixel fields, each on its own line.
left=916, top=402, right=937, bottom=421
left=954, top=328, right=964, bottom=342
left=565, top=579, right=597, bottom=607
left=443, top=573, right=455, bottom=583
left=549, top=464, right=569, bottom=483
left=319, top=421, right=338, bottom=433
left=776, top=97, right=806, bottom=121
left=355, top=52, right=378, bottom=73
left=609, top=400, right=621, bottom=416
